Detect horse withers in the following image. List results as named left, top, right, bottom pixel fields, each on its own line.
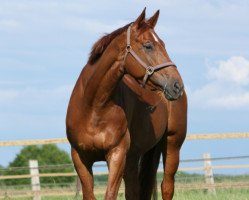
left=66, top=8, right=187, bottom=200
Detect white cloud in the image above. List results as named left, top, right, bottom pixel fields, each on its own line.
left=208, top=56, right=249, bottom=85
left=209, top=92, right=249, bottom=108
left=189, top=56, right=249, bottom=110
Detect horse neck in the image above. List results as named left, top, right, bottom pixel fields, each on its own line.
left=82, top=46, right=124, bottom=111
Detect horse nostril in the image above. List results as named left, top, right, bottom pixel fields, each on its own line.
left=173, top=81, right=180, bottom=93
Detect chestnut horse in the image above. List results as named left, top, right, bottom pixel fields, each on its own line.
left=66, top=9, right=187, bottom=200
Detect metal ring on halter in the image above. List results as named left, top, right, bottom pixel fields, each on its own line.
left=146, top=66, right=154, bottom=75
left=126, top=45, right=132, bottom=52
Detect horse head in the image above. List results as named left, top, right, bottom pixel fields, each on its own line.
left=122, top=8, right=184, bottom=101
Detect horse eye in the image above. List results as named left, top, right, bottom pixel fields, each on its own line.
left=143, top=42, right=154, bottom=51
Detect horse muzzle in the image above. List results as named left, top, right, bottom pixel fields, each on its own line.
left=163, top=79, right=184, bottom=101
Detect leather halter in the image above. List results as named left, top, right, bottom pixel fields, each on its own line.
left=123, top=24, right=176, bottom=87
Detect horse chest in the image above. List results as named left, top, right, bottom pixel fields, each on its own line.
left=129, top=102, right=168, bottom=152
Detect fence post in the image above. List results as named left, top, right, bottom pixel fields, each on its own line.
left=75, top=175, right=82, bottom=196
left=203, top=153, right=216, bottom=195
left=29, top=160, right=41, bottom=200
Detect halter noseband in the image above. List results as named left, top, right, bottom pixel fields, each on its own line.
left=123, top=24, right=176, bottom=87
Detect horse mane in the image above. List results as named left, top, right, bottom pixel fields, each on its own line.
left=87, top=23, right=132, bottom=65
left=87, top=20, right=153, bottom=65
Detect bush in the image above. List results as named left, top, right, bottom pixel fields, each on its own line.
left=4, top=144, right=75, bottom=187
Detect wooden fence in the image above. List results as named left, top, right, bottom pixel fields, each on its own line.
left=1, top=153, right=249, bottom=199
left=1, top=132, right=249, bottom=199
left=1, top=132, right=249, bottom=147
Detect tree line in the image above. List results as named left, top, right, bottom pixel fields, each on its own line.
left=0, top=145, right=75, bottom=187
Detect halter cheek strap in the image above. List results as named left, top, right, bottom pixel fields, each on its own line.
left=123, top=25, right=176, bottom=87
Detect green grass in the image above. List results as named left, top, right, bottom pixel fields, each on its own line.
left=173, top=189, right=249, bottom=200
left=1, top=172, right=249, bottom=200
left=2, top=189, right=249, bottom=200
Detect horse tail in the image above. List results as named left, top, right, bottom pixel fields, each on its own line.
left=139, top=140, right=162, bottom=200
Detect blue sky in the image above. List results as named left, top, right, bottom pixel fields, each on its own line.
left=0, top=0, right=249, bottom=172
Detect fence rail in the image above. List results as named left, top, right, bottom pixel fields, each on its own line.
left=1, top=132, right=249, bottom=147
left=1, top=133, right=249, bottom=199
left=0, top=154, right=249, bottom=199
left=1, top=163, right=249, bottom=180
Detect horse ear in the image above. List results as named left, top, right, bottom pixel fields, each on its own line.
left=147, top=10, right=160, bottom=28
left=134, top=7, right=146, bottom=29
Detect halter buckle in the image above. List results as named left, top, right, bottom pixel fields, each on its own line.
left=146, top=66, right=154, bottom=75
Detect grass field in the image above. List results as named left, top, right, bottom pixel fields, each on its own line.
left=2, top=189, right=249, bottom=200
left=1, top=172, right=249, bottom=200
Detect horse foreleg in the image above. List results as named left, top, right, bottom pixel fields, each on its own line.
left=71, top=148, right=95, bottom=200
left=161, top=135, right=184, bottom=200
left=105, top=133, right=130, bottom=200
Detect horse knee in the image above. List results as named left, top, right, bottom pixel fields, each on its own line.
left=161, top=179, right=174, bottom=200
